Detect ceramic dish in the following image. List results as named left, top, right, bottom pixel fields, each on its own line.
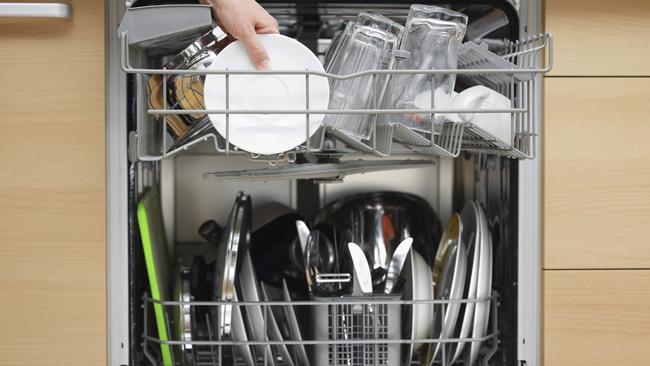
left=426, top=214, right=467, bottom=365
left=203, top=34, right=329, bottom=155
left=260, top=283, right=295, bottom=349
left=174, top=266, right=193, bottom=364
left=231, top=290, right=255, bottom=366
left=403, top=250, right=434, bottom=364
left=451, top=85, right=512, bottom=146
left=448, top=201, right=481, bottom=363
left=281, top=280, right=310, bottom=365
left=238, top=252, right=276, bottom=365
left=259, top=283, right=295, bottom=366
left=465, top=204, right=493, bottom=365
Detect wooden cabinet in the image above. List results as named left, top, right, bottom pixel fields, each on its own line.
left=544, top=78, right=650, bottom=269
left=0, top=1, right=106, bottom=365
left=544, top=270, right=650, bottom=365
left=544, top=1, right=650, bottom=363
left=545, top=0, right=650, bottom=76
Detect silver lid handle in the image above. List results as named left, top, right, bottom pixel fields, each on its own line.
left=0, top=3, right=71, bottom=18
left=315, top=273, right=351, bottom=284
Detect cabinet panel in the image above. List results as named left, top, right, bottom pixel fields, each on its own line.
left=0, top=0, right=106, bottom=365
left=544, top=78, right=650, bottom=269
left=545, top=0, right=650, bottom=76
left=544, top=270, right=650, bottom=365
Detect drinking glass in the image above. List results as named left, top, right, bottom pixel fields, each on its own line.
left=324, top=12, right=403, bottom=140
left=383, top=5, right=467, bottom=133
left=324, top=21, right=355, bottom=73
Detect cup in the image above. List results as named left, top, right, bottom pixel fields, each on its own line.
left=382, top=5, right=468, bottom=134
left=324, top=13, right=403, bottom=140
left=451, top=85, right=512, bottom=145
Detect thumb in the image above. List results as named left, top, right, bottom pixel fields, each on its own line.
left=240, top=31, right=270, bottom=70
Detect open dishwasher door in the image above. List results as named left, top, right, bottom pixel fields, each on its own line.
left=106, top=0, right=549, bottom=365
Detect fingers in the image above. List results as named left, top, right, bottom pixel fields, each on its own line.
left=257, top=24, right=279, bottom=35
left=252, top=1, right=279, bottom=34
left=256, top=16, right=279, bottom=34
left=204, top=0, right=278, bottom=70
left=240, top=31, right=271, bottom=70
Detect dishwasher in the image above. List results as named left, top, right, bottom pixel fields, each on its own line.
left=106, top=0, right=552, bottom=365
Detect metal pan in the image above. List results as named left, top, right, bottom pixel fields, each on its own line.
left=213, top=192, right=251, bottom=337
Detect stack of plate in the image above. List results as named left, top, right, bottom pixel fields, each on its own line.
left=211, top=192, right=310, bottom=366
left=404, top=201, right=493, bottom=366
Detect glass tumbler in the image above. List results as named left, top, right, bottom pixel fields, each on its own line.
left=324, top=21, right=355, bottom=73
left=324, top=13, right=403, bottom=140
left=383, top=5, right=467, bottom=133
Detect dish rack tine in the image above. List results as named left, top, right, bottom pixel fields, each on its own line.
left=204, top=311, right=218, bottom=366
left=481, top=292, right=500, bottom=366
left=263, top=301, right=270, bottom=366
left=162, top=73, right=168, bottom=155
left=429, top=76, right=436, bottom=140
left=305, top=73, right=311, bottom=153
left=163, top=309, right=176, bottom=365
left=225, top=71, right=230, bottom=155
left=142, top=294, right=159, bottom=366
left=371, top=72, right=377, bottom=151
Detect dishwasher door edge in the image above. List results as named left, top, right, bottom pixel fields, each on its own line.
left=107, top=0, right=130, bottom=365
left=517, top=0, right=543, bottom=365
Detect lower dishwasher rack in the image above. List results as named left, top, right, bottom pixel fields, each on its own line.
left=141, top=292, right=500, bottom=366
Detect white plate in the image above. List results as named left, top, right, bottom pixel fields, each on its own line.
left=231, top=290, right=255, bottom=366
left=259, top=283, right=295, bottom=366
left=465, top=204, right=493, bottom=365
left=403, top=250, right=434, bottom=364
left=427, top=214, right=467, bottom=365
left=238, top=253, right=276, bottom=365
left=449, top=201, right=481, bottom=363
left=204, top=34, right=329, bottom=155
left=281, top=280, right=310, bottom=366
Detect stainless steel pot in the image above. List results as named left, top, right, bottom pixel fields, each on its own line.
left=315, top=191, right=442, bottom=270
left=148, top=27, right=232, bottom=141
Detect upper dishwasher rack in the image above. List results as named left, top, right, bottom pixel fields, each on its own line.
left=119, top=10, right=552, bottom=163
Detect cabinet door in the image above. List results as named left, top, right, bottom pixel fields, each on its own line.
left=0, top=1, right=105, bottom=365
left=545, top=270, right=650, bottom=365
left=544, top=78, right=650, bottom=269
left=545, top=0, right=650, bottom=76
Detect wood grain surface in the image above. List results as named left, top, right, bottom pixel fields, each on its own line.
left=545, top=0, right=650, bottom=76
left=544, top=78, right=650, bottom=269
left=545, top=270, right=650, bottom=365
left=0, top=0, right=106, bottom=365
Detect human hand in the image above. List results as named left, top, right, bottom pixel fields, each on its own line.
left=201, top=0, right=279, bottom=70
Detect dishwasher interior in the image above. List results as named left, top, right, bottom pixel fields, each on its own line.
left=112, top=1, right=550, bottom=365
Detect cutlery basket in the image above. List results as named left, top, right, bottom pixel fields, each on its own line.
left=311, top=295, right=402, bottom=366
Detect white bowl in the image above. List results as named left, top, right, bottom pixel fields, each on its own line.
left=451, top=85, right=512, bottom=145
